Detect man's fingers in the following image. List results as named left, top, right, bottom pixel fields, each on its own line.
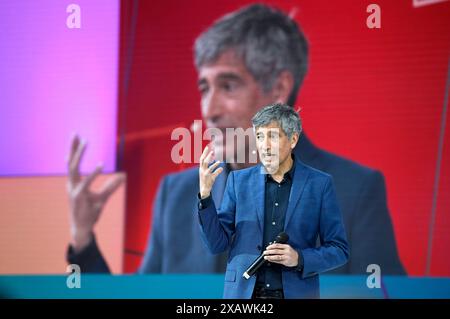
left=68, top=133, right=79, bottom=165
left=266, top=243, right=288, bottom=250
left=199, top=145, right=209, bottom=163
left=208, top=160, right=221, bottom=172
left=203, top=151, right=214, bottom=167
left=264, top=255, right=285, bottom=263
left=69, top=139, right=87, bottom=184
left=200, top=151, right=214, bottom=170
left=211, top=166, right=223, bottom=179
left=200, top=146, right=213, bottom=167
left=79, top=164, right=103, bottom=191
left=98, top=174, right=125, bottom=201
left=264, top=248, right=285, bottom=255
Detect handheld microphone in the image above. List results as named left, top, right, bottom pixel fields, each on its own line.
left=242, top=232, right=289, bottom=280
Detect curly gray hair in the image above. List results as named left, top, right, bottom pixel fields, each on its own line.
left=252, top=103, right=302, bottom=139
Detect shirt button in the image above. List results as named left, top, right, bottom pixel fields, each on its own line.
left=275, top=203, right=279, bottom=207
left=266, top=284, right=270, bottom=288
left=272, top=221, right=276, bottom=225
left=278, top=184, right=281, bottom=188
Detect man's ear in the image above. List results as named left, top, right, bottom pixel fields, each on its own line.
left=290, top=132, right=299, bottom=149
left=272, top=71, right=294, bottom=104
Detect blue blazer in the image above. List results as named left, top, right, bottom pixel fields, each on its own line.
left=197, top=158, right=349, bottom=298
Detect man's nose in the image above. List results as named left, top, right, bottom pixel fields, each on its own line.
left=260, top=137, right=270, bottom=152
left=202, top=89, right=224, bottom=124
left=262, top=137, right=271, bottom=150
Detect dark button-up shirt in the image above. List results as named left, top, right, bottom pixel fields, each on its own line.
left=255, top=158, right=295, bottom=291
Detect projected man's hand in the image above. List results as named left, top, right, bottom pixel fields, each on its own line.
left=67, top=134, right=125, bottom=253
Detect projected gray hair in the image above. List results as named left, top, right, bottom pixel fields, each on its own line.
left=194, top=4, right=309, bottom=106
left=252, top=103, right=302, bottom=139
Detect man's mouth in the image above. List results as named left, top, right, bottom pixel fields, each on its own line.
left=262, top=153, right=277, bottom=160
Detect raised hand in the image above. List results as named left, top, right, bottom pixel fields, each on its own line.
left=199, top=145, right=223, bottom=199
left=67, top=134, right=125, bottom=252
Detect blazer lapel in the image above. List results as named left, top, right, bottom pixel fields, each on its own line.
left=254, top=165, right=266, bottom=233
left=284, top=159, right=310, bottom=228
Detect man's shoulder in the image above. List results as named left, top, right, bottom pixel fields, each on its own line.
left=306, top=147, right=386, bottom=196
left=165, top=165, right=198, bottom=178
left=300, top=160, right=333, bottom=180
left=230, top=161, right=331, bottom=182
left=154, top=166, right=200, bottom=205
left=230, top=164, right=261, bottom=179
left=161, top=165, right=199, bottom=187
left=321, top=149, right=376, bottom=175
left=301, top=142, right=381, bottom=183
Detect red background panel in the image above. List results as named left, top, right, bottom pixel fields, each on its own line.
left=118, top=0, right=450, bottom=274
left=430, top=92, right=450, bottom=276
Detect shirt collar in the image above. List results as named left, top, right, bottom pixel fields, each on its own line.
left=265, top=154, right=296, bottom=183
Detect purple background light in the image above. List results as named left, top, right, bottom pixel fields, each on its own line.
left=0, top=0, right=120, bottom=175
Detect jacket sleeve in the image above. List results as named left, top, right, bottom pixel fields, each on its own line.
left=66, top=234, right=111, bottom=273
left=197, top=171, right=236, bottom=254
left=301, top=176, right=350, bottom=278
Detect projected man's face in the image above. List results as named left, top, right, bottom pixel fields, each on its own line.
left=197, top=50, right=279, bottom=164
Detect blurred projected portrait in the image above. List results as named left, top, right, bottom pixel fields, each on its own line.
left=66, top=3, right=405, bottom=276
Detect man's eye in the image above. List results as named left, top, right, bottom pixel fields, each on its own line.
left=222, top=82, right=238, bottom=92
left=269, top=133, right=279, bottom=139
left=198, top=86, right=209, bottom=96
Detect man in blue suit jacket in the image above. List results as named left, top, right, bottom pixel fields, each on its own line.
left=66, top=4, right=404, bottom=276
left=197, top=103, right=348, bottom=298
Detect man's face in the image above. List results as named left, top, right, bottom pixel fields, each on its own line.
left=255, top=122, right=295, bottom=174
left=197, top=50, right=277, bottom=163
